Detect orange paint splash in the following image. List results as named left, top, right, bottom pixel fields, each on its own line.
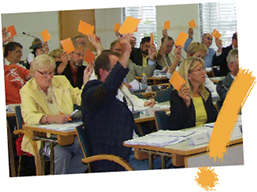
left=195, top=166, right=219, bottom=191
left=208, top=68, right=256, bottom=161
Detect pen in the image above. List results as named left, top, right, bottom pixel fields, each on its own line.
left=59, top=111, right=72, bottom=121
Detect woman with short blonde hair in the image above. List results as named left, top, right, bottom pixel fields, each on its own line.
left=20, top=54, right=88, bottom=174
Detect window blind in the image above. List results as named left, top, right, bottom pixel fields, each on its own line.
left=199, top=2, right=237, bottom=49
left=123, top=6, right=157, bottom=47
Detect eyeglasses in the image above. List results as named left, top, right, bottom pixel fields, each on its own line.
left=191, top=67, right=205, bottom=73
left=37, top=70, right=54, bottom=77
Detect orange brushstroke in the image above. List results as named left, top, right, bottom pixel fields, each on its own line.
left=208, top=68, right=256, bottom=161
left=195, top=166, right=219, bottom=191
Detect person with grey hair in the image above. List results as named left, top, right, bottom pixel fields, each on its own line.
left=55, top=43, right=87, bottom=89
left=184, top=28, right=216, bottom=68
left=216, top=48, right=239, bottom=105
left=20, top=54, right=88, bottom=174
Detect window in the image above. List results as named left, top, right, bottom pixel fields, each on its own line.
left=123, top=6, right=157, bottom=48
left=199, top=2, right=237, bottom=49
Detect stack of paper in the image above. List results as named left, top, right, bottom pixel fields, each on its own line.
left=38, top=121, right=82, bottom=132
left=125, top=130, right=194, bottom=147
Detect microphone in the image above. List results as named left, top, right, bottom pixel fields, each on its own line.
left=221, top=83, right=229, bottom=92
left=22, top=32, right=39, bottom=39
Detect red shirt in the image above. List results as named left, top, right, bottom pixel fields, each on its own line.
left=4, top=64, right=30, bottom=105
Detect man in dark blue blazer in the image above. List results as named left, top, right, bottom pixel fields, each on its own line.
left=81, top=34, right=138, bottom=172
left=212, top=32, right=238, bottom=76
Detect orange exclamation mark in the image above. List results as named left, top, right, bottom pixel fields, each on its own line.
left=195, top=68, right=256, bottom=190
left=208, top=68, right=256, bottom=161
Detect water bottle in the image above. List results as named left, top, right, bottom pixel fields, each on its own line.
left=141, top=73, right=148, bottom=90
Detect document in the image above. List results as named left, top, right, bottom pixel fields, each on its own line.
left=38, top=120, right=82, bottom=132
left=125, top=130, right=192, bottom=147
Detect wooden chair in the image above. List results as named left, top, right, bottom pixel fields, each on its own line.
left=75, top=125, right=134, bottom=172
left=154, top=110, right=170, bottom=130
left=13, top=106, right=44, bottom=176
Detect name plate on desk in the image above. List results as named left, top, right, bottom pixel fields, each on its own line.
left=189, top=133, right=210, bottom=146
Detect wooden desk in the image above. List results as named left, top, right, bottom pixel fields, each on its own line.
left=23, top=125, right=76, bottom=146
left=124, top=130, right=243, bottom=168
left=22, top=123, right=78, bottom=175
left=136, top=76, right=169, bottom=85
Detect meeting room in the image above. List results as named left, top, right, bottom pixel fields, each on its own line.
left=2, top=1, right=255, bottom=191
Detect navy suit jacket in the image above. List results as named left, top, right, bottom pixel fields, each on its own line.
left=169, top=88, right=217, bottom=130
left=212, top=45, right=233, bottom=76
left=81, top=62, right=137, bottom=172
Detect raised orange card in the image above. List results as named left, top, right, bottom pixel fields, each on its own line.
left=7, top=25, right=17, bottom=37
left=175, top=31, right=188, bottom=47
left=188, top=19, right=196, bottom=28
left=41, top=29, right=51, bottom=42
left=150, top=33, right=154, bottom=45
left=78, top=20, right=94, bottom=36
left=114, top=23, right=121, bottom=32
left=60, top=38, right=74, bottom=53
left=212, top=29, right=221, bottom=39
left=164, top=21, right=171, bottom=29
left=118, top=16, right=141, bottom=34
left=169, top=70, right=186, bottom=91
left=84, top=48, right=95, bottom=63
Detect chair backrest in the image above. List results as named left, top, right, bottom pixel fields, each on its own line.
left=75, top=125, right=92, bottom=158
left=154, top=110, right=170, bottom=130
left=15, top=105, right=23, bottom=130
left=153, top=86, right=173, bottom=103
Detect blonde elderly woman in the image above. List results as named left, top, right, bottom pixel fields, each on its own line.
left=169, top=57, right=217, bottom=130
left=20, top=54, right=88, bottom=174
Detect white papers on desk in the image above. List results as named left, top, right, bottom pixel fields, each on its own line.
left=125, top=130, right=194, bottom=147
left=38, top=121, right=82, bottom=132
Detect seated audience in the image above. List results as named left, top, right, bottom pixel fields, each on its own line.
left=20, top=54, right=87, bottom=175
left=81, top=34, right=139, bottom=172
left=184, top=28, right=216, bottom=68
left=4, top=42, right=27, bottom=68
left=55, top=44, right=87, bottom=89
left=27, top=38, right=49, bottom=68
left=110, top=39, right=155, bottom=90
left=213, top=32, right=238, bottom=76
left=216, top=48, right=239, bottom=105
left=169, top=57, right=218, bottom=130
left=156, top=29, right=182, bottom=70
left=130, top=36, right=157, bottom=67
left=49, top=48, right=65, bottom=62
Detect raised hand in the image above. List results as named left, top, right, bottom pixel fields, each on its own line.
left=188, top=28, right=194, bottom=39
left=88, top=33, right=103, bottom=55
left=215, top=38, right=222, bottom=53
left=178, top=84, right=191, bottom=107
left=149, top=44, right=157, bottom=61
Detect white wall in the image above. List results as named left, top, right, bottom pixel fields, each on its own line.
left=95, top=8, right=122, bottom=50
left=1, top=11, right=60, bottom=61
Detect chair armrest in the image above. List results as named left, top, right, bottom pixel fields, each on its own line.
left=81, top=154, right=134, bottom=171
left=13, top=129, right=43, bottom=175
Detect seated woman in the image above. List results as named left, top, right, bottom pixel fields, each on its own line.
left=20, top=54, right=87, bottom=174
left=169, top=57, right=218, bottom=130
